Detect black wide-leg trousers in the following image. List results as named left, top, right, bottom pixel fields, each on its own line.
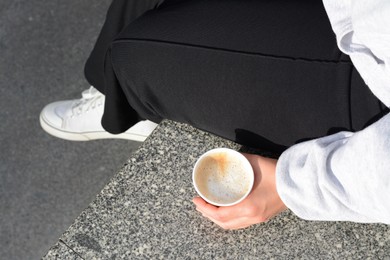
left=84, top=0, right=387, bottom=155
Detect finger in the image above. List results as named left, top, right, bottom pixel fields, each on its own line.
left=193, top=197, right=234, bottom=222
left=193, top=198, right=266, bottom=230
left=193, top=196, right=219, bottom=209
left=205, top=214, right=257, bottom=230
left=193, top=197, right=210, bottom=207
left=193, top=197, right=218, bottom=218
left=192, top=198, right=227, bottom=226
left=194, top=209, right=236, bottom=230
left=195, top=199, right=248, bottom=224
left=193, top=197, right=221, bottom=216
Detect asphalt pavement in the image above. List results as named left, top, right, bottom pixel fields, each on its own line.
left=0, top=1, right=141, bottom=259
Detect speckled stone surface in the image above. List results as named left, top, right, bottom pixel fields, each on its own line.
left=42, top=241, right=82, bottom=259
left=45, top=120, right=390, bottom=259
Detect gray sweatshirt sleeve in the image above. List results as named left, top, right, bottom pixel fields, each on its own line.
left=276, top=113, right=390, bottom=224
left=274, top=0, right=390, bottom=225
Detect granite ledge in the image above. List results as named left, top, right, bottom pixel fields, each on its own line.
left=44, top=120, right=390, bottom=259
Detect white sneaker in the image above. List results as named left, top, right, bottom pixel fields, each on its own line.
left=39, top=86, right=158, bottom=141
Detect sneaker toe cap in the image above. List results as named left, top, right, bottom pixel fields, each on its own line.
left=40, top=101, right=73, bottom=128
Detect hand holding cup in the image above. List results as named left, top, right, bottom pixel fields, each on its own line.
left=193, top=150, right=287, bottom=230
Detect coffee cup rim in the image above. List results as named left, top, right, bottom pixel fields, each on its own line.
left=192, top=148, right=254, bottom=207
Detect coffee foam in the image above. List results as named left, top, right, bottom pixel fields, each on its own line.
left=194, top=151, right=252, bottom=205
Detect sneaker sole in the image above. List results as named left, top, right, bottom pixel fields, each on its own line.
left=39, top=113, right=148, bottom=142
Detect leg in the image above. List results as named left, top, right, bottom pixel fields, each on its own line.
left=84, top=0, right=165, bottom=93
left=104, top=0, right=385, bottom=153
left=39, top=0, right=164, bottom=141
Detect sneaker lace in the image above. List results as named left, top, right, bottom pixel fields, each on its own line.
left=71, top=87, right=104, bottom=117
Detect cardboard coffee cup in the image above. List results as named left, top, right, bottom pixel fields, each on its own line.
left=192, top=148, right=254, bottom=207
